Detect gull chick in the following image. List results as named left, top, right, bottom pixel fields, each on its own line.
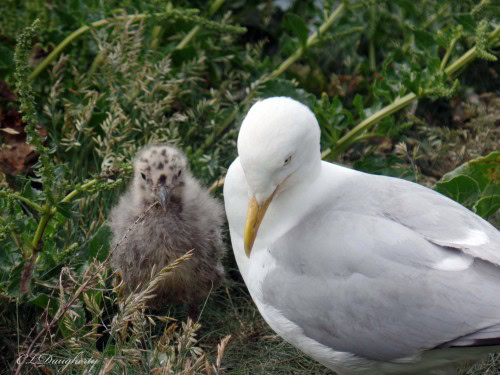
left=109, top=145, right=225, bottom=315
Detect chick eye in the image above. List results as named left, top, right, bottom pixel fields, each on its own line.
left=284, top=155, right=292, bottom=166
left=141, top=173, right=146, bottom=180
left=177, top=169, right=182, bottom=177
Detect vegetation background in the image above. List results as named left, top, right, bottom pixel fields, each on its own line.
left=0, top=0, right=499, bottom=374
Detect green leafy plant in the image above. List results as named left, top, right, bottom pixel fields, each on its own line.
left=436, top=151, right=499, bottom=219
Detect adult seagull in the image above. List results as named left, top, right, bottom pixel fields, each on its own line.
left=224, top=97, right=500, bottom=374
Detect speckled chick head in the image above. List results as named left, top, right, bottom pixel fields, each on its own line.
left=132, top=144, right=188, bottom=209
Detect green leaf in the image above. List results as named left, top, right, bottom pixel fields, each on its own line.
left=30, top=293, right=59, bottom=317
left=7, top=262, right=24, bottom=297
left=88, top=225, right=112, bottom=262
left=353, top=94, right=364, bottom=118
left=284, top=13, right=309, bottom=46
left=56, top=201, right=73, bottom=218
left=261, top=79, right=315, bottom=108
left=103, top=344, right=117, bottom=356
left=438, top=152, right=499, bottom=192
left=21, top=182, right=42, bottom=202
left=435, top=152, right=500, bottom=218
left=39, top=263, right=64, bottom=281
left=474, top=195, right=500, bottom=218
left=413, top=30, right=436, bottom=50
left=58, top=318, right=72, bottom=338
left=454, top=14, right=476, bottom=34
left=435, top=175, right=480, bottom=206
left=21, top=232, right=34, bottom=252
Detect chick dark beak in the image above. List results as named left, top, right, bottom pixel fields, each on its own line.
left=158, top=185, right=170, bottom=210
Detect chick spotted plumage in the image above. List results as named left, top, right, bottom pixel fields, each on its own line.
left=109, top=145, right=225, bottom=310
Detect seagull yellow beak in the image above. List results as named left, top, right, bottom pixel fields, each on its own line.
left=244, top=192, right=275, bottom=257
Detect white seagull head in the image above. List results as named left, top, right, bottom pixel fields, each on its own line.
left=237, top=97, right=321, bottom=256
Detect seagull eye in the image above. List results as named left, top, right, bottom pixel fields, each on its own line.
left=284, top=156, right=292, bottom=166
left=141, top=173, right=146, bottom=180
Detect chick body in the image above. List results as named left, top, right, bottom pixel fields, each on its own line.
left=109, top=145, right=224, bottom=308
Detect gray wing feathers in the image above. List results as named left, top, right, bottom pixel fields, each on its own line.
left=262, top=208, right=500, bottom=361
left=441, top=324, right=500, bottom=347
left=381, top=176, right=500, bottom=265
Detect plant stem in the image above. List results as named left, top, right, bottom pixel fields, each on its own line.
left=323, top=24, right=500, bottom=161
left=1, top=192, right=43, bottom=212
left=369, top=41, right=376, bottom=71
left=323, top=92, right=416, bottom=160
left=176, top=0, right=226, bottom=49
left=60, top=179, right=99, bottom=204
left=87, top=50, right=106, bottom=78
left=20, top=205, right=53, bottom=294
left=176, top=26, right=201, bottom=50
left=208, top=177, right=225, bottom=193
left=209, top=0, right=226, bottom=16
left=439, top=36, right=460, bottom=72
left=269, top=3, right=345, bottom=79
left=29, top=14, right=151, bottom=81
left=17, top=177, right=103, bottom=294
left=31, top=207, right=52, bottom=250
left=444, top=25, right=500, bottom=77
left=151, top=25, right=163, bottom=50
left=368, top=4, right=377, bottom=71
left=46, top=178, right=99, bottom=215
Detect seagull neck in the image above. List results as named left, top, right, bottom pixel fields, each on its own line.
left=287, top=157, right=322, bottom=190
